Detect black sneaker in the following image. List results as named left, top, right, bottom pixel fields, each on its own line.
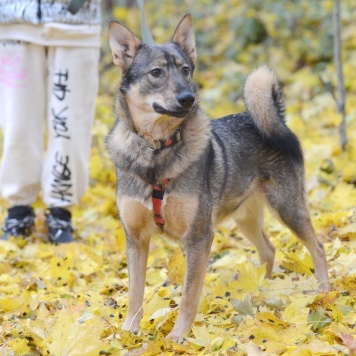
left=45, top=207, right=74, bottom=244
left=1, top=205, right=35, bottom=240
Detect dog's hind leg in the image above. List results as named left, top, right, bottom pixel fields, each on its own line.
left=263, top=182, right=330, bottom=292
left=234, top=195, right=276, bottom=277
left=166, top=226, right=214, bottom=341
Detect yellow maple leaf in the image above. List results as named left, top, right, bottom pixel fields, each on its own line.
left=142, top=292, right=171, bottom=325
left=45, top=311, right=109, bottom=356
left=50, top=253, right=75, bottom=288
left=166, top=248, right=185, bottom=285
left=257, top=311, right=290, bottom=329
left=234, top=262, right=266, bottom=293
left=281, top=247, right=314, bottom=276
left=8, top=338, right=31, bottom=355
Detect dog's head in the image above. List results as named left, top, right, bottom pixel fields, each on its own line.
left=108, top=14, right=197, bottom=120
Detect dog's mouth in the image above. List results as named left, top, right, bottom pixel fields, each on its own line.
left=153, top=103, right=190, bottom=118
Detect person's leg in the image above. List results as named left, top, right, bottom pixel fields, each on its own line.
left=42, top=45, right=99, bottom=242
left=0, top=40, right=46, bottom=206
left=0, top=40, right=46, bottom=239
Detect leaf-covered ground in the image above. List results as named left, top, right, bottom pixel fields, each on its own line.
left=1, top=1, right=356, bottom=355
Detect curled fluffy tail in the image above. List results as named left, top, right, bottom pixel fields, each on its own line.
left=244, top=66, right=303, bottom=163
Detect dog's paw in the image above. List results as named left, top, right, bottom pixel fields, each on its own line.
left=166, top=332, right=182, bottom=343
left=317, top=280, right=331, bottom=293
left=122, top=317, right=139, bottom=334
left=166, top=324, right=189, bottom=343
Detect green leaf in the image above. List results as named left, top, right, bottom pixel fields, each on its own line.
left=231, top=295, right=254, bottom=316
left=307, top=306, right=332, bottom=331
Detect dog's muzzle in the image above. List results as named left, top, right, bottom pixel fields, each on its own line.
left=153, top=103, right=191, bottom=118
left=153, top=92, right=195, bottom=118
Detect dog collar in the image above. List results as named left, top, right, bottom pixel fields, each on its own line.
left=135, top=129, right=182, bottom=151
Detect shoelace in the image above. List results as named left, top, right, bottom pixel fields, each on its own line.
left=46, top=214, right=73, bottom=240
left=46, top=215, right=72, bottom=229
left=2, top=216, right=34, bottom=233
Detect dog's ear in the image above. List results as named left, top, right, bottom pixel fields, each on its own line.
left=171, top=14, right=196, bottom=64
left=108, top=21, right=141, bottom=70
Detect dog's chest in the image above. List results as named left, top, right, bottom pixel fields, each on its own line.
left=119, top=193, right=199, bottom=240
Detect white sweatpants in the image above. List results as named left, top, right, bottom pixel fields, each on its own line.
left=0, top=40, right=99, bottom=207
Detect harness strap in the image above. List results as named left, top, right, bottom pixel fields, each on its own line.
left=152, top=179, right=170, bottom=225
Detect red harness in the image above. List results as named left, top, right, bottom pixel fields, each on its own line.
left=148, top=130, right=181, bottom=226
left=152, top=179, right=170, bottom=225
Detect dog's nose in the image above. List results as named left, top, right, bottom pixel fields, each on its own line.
left=177, top=92, right=195, bottom=109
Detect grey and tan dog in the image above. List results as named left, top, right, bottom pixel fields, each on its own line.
left=107, top=14, right=330, bottom=340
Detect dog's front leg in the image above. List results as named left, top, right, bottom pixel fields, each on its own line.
left=166, top=228, right=214, bottom=341
left=122, top=233, right=150, bottom=333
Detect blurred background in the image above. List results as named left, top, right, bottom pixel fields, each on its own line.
left=94, top=0, right=356, bottom=217
left=99, top=0, right=355, bottom=113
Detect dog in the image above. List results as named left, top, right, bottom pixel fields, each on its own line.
left=107, top=14, right=330, bottom=341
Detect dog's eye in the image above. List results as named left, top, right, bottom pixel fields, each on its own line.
left=182, top=66, right=190, bottom=76
left=150, top=68, right=162, bottom=78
